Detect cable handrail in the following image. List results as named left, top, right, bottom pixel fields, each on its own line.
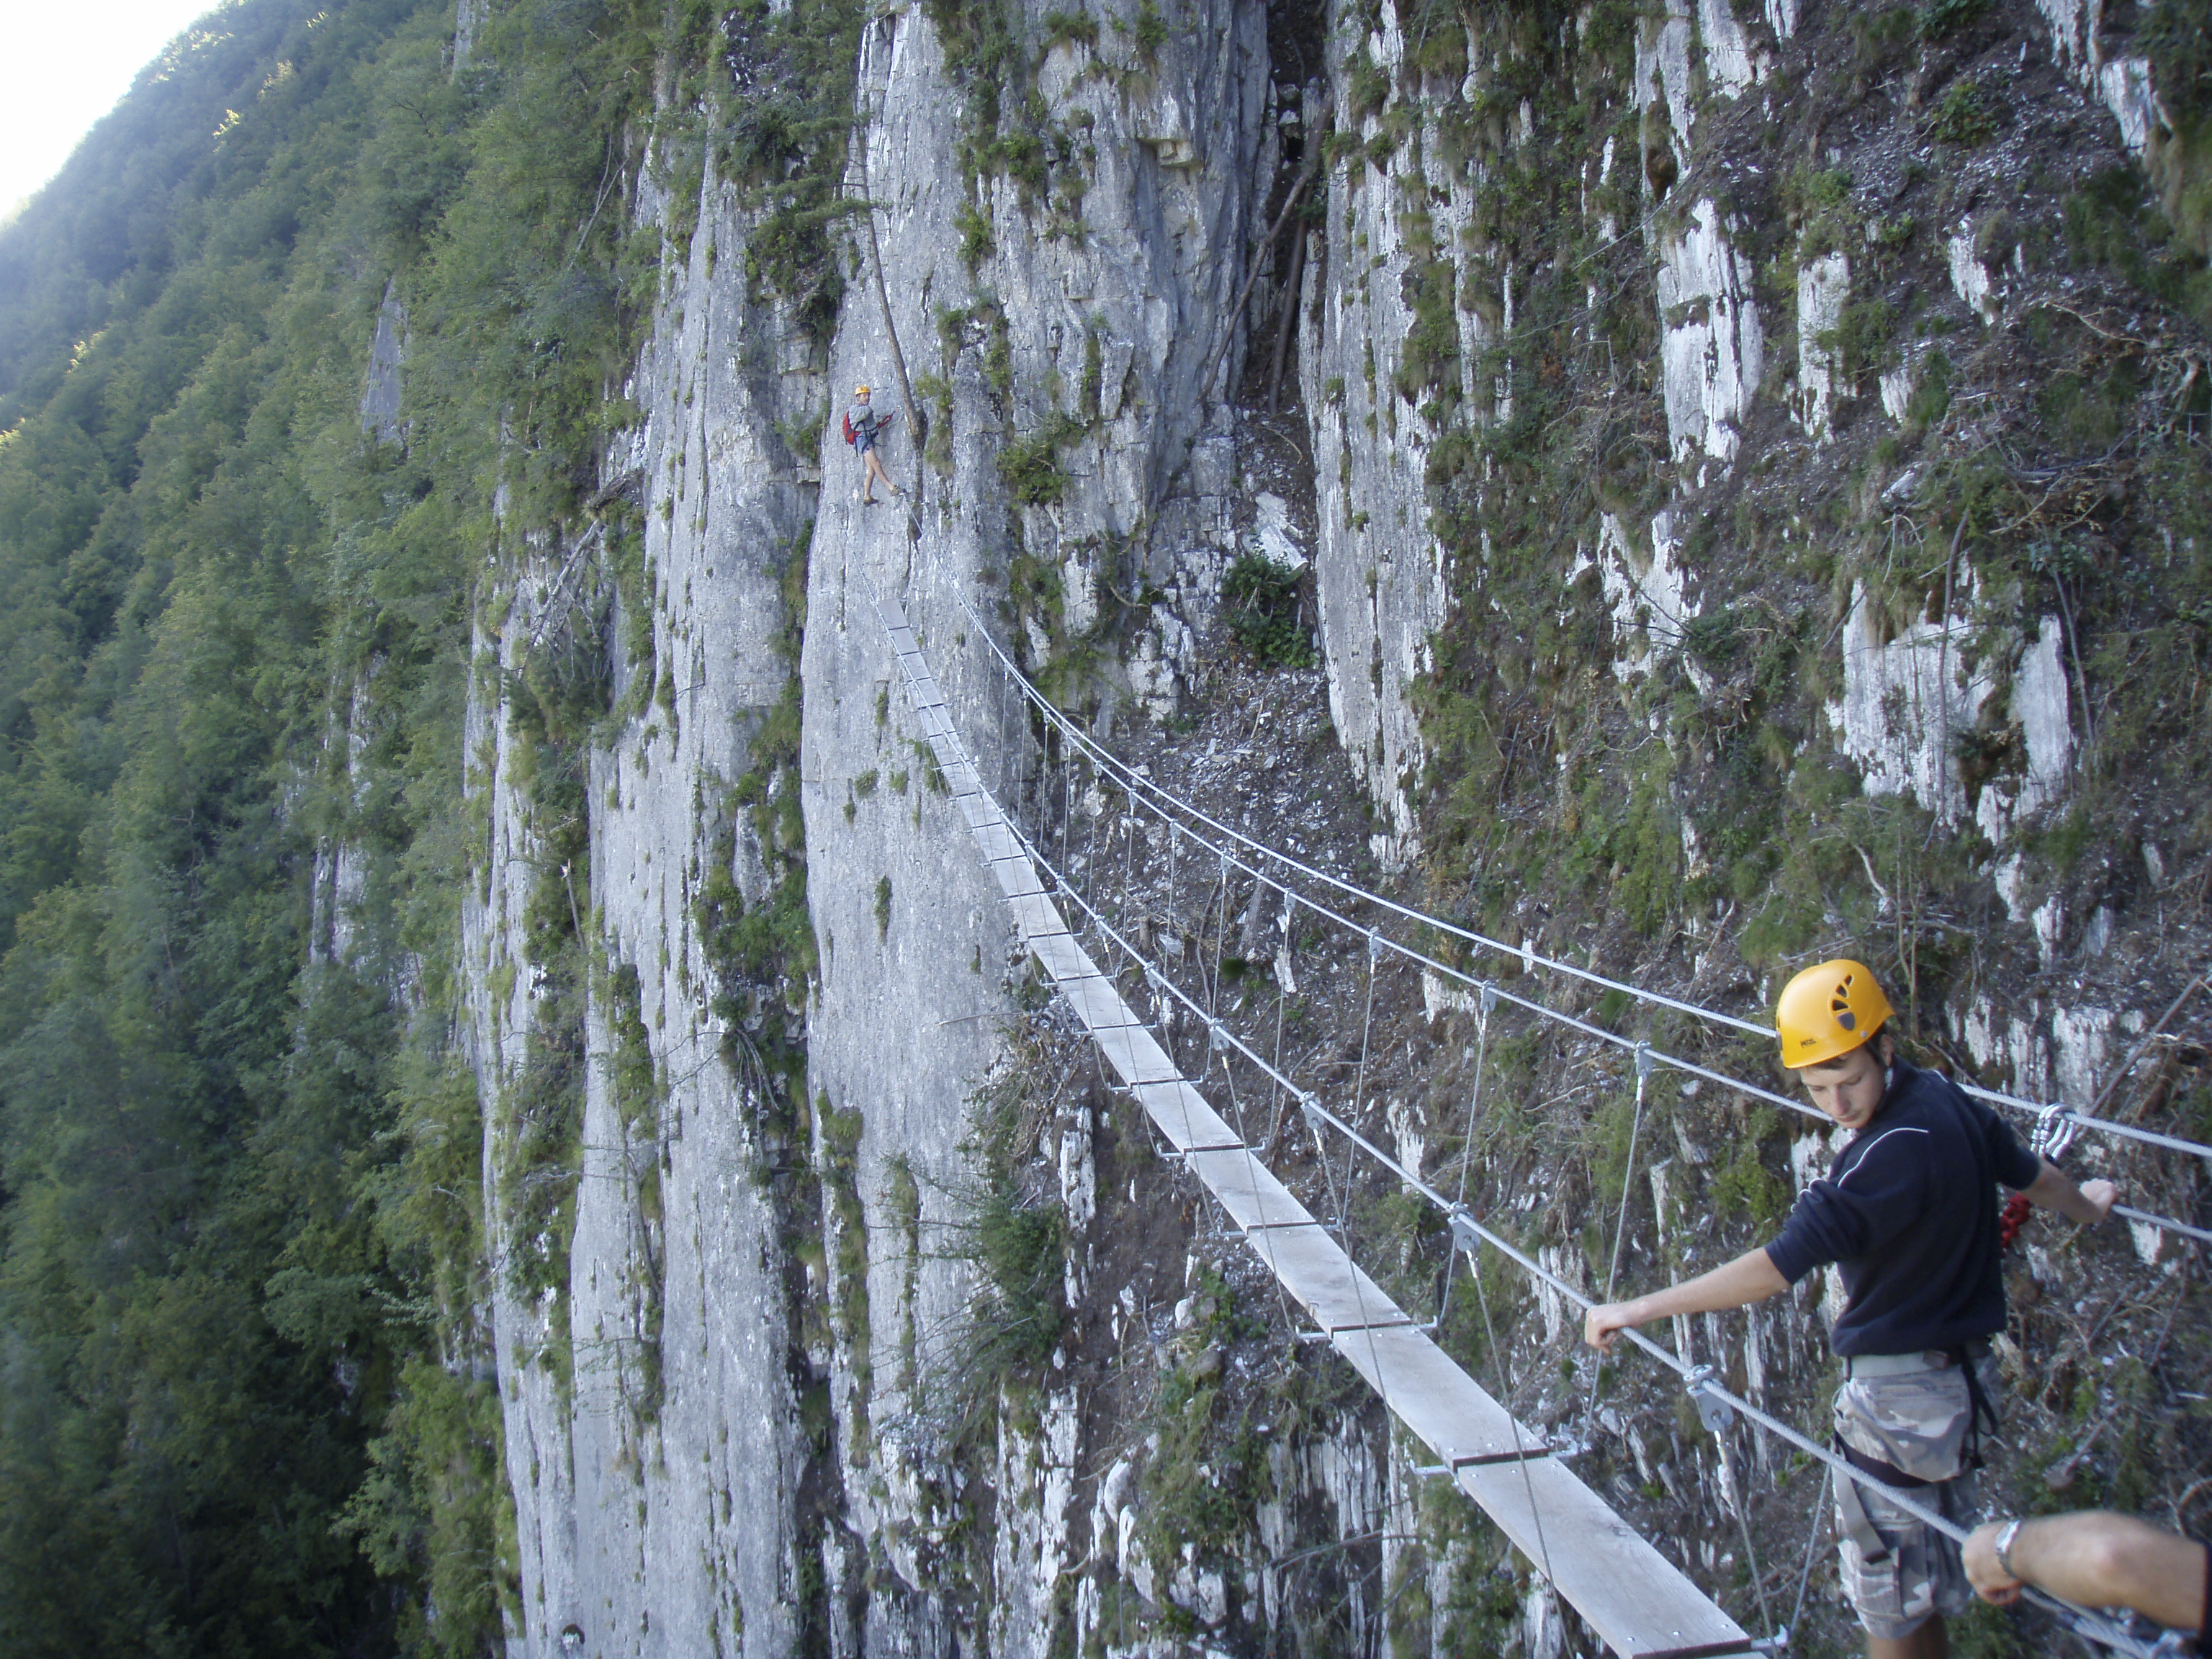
left=989, top=801, right=2167, bottom=1659
left=948, top=593, right=2212, bottom=1174
left=989, top=802, right=2169, bottom=1659
left=951, top=586, right=1775, bottom=1029
left=881, top=572, right=2180, bottom=1656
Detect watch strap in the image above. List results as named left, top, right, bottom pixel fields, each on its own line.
left=1994, top=1517, right=2024, bottom=1578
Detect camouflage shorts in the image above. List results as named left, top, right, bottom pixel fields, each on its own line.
left=1831, top=1355, right=1996, bottom=1640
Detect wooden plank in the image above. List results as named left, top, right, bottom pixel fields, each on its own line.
left=1128, top=1079, right=1242, bottom=1152
left=1240, top=1224, right=1411, bottom=1335
left=1090, top=1023, right=1182, bottom=1087
left=1056, top=973, right=1146, bottom=1034
left=1456, top=1458, right=1755, bottom=1658
left=1325, top=1323, right=1546, bottom=1467
left=972, top=819, right=1026, bottom=863
left=1182, top=1148, right=1316, bottom=1231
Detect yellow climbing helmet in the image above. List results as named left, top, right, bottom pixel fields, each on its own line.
left=853, top=382, right=871, bottom=396
left=1775, top=958, right=1895, bottom=1069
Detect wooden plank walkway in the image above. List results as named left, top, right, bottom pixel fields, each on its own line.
left=873, top=595, right=1757, bottom=1659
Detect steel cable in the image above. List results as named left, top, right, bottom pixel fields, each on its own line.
left=979, top=653, right=2212, bottom=1241
left=879, top=585, right=2182, bottom=1658
left=994, top=806, right=2170, bottom=1659
left=949, top=594, right=2212, bottom=1172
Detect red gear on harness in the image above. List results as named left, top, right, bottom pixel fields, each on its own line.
left=2000, top=1191, right=2033, bottom=1250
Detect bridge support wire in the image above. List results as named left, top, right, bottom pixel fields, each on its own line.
left=945, top=593, right=2212, bottom=1207
left=866, top=583, right=1758, bottom=1659
left=1586, top=1043, right=1654, bottom=1446
left=1052, top=797, right=2164, bottom=1653
left=883, top=577, right=2182, bottom=1656
left=1053, top=796, right=2163, bottom=1656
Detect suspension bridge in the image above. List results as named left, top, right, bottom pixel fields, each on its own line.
left=862, top=567, right=2206, bottom=1659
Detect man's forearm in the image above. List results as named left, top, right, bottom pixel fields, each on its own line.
left=1615, top=1248, right=1790, bottom=1326
left=2011, top=1513, right=2206, bottom=1631
left=2022, top=1158, right=2116, bottom=1224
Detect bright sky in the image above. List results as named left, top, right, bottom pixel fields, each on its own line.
left=1, top=0, right=229, bottom=222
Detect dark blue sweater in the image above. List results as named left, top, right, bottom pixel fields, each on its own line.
left=1763, top=1061, right=2042, bottom=1357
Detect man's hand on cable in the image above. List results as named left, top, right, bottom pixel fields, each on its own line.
left=1581, top=1248, right=1790, bottom=1352
left=1583, top=1302, right=1637, bottom=1353
left=2023, top=1159, right=2118, bottom=1225
left=1964, top=1512, right=2206, bottom=1633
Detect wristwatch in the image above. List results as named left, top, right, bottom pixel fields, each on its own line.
left=1993, top=1518, right=2024, bottom=1578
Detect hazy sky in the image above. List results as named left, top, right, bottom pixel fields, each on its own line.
left=1, top=0, right=227, bottom=220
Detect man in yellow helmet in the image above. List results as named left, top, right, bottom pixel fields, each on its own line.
left=1585, top=959, right=2116, bottom=1659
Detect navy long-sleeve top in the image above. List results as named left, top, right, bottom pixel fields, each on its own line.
left=1763, top=1060, right=2042, bottom=1357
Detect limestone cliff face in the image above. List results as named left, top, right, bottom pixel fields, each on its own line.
left=460, top=156, right=830, bottom=1655
left=458, top=0, right=1305, bottom=1650
left=1300, top=0, right=2203, bottom=1106
left=799, top=4, right=1270, bottom=1650
left=449, top=0, right=2211, bottom=1650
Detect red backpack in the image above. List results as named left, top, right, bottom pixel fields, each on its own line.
left=842, top=410, right=857, bottom=446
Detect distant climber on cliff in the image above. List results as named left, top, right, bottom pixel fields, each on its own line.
left=844, top=384, right=902, bottom=505
left=1583, top=959, right=2118, bottom=1659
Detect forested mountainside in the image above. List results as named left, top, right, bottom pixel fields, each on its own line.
left=0, top=0, right=2208, bottom=1654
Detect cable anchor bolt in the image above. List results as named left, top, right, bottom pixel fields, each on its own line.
left=1208, top=1020, right=1230, bottom=1053
left=1367, top=929, right=1383, bottom=964
left=1683, top=1363, right=1732, bottom=1435
left=1634, top=1040, right=1655, bottom=1081
left=1478, top=981, right=1498, bottom=1015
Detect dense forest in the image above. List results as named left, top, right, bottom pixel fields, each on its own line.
left=0, top=0, right=719, bottom=1647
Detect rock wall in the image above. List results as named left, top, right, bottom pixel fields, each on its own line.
left=461, top=148, right=828, bottom=1655
left=1301, top=0, right=2204, bottom=1091
left=449, top=0, right=2212, bottom=1650
left=799, top=1, right=1277, bottom=1652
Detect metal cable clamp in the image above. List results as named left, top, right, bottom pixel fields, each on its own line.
left=1683, top=1363, right=1732, bottom=1435
left=1447, top=1205, right=1483, bottom=1256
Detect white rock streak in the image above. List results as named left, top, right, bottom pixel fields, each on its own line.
left=1795, top=251, right=1849, bottom=442
left=1831, top=581, right=1993, bottom=824
left=1657, top=200, right=1765, bottom=467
